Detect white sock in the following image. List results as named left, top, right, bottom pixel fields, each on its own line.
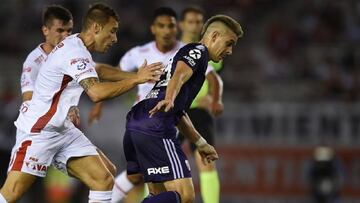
left=89, top=190, right=112, bottom=203
left=0, top=193, right=7, bottom=203
left=111, top=171, right=134, bottom=203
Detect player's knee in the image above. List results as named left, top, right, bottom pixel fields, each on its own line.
left=1, top=183, right=27, bottom=203
left=177, top=187, right=195, bottom=203
left=179, top=191, right=195, bottom=203
left=127, top=173, right=143, bottom=185
left=90, top=171, right=114, bottom=190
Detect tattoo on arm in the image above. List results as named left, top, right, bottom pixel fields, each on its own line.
left=79, top=77, right=99, bottom=92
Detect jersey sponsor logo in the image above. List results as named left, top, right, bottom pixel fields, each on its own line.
left=189, top=49, right=201, bottom=59
left=70, top=58, right=90, bottom=65
left=21, top=74, right=30, bottom=87
left=34, top=55, right=45, bottom=65
left=74, top=68, right=94, bottom=79
left=183, top=55, right=196, bottom=66
left=70, top=58, right=90, bottom=71
left=25, top=161, right=48, bottom=172
left=145, top=89, right=159, bottom=99
left=22, top=67, right=32, bottom=72
left=147, top=166, right=170, bottom=175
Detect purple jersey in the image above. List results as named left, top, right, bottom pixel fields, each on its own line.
left=126, top=43, right=209, bottom=137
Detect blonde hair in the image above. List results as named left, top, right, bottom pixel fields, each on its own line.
left=201, top=15, right=243, bottom=38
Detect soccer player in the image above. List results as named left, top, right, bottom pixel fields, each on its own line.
left=20, top=5, right=121, bottom=202
left=0, top=3, right=162, bottom=203
left=20, top=5, right=75, bottom=203
left=179, top=7, right=224, bottom=203
left=123, top=15, right=243, bottom=203
left=89, top=7, right=217, bottom=203
left=108, top=7, right=183, bottom=203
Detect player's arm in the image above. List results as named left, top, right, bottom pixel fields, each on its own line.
left=177, top=113, right=219, bottom=163
left=80, top=61, right=162, bottom=102
left=149, top=61, right=193, bottom=117
left=95, top=63, right=136, bottom=81
left=20, top=62, right=35, bottom=102
left=207, top=70, right=224, bottom=116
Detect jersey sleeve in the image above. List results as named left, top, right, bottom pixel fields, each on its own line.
left=119, top=47, right=139, bottom=72
left=63, top=50, right=98, bottom=83
left=20, top=60, right=37, bottom=93
left=175, top=44, right=207, bottom=72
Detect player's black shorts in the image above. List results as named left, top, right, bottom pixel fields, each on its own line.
left=179, top=108, right=215, bottom=152
left=123, top=130, right=191, bottom=183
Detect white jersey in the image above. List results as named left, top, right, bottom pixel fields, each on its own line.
left=21, top=44, right=47, bottom=93
left=120, top=41, right=214, bottom=103
left=15, top=34, right=98, bottom=134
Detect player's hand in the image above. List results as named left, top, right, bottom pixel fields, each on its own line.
left=211, top=101, right=224, bottom=117
left=197, top=143, right=219, bottom=165
left=136, top=60, right=163, bottom=83
left=149, top=99, right=174, bottom=118
left=67, top=106, right=80, bottom=128
left=88, top=102, right=103, bottom=125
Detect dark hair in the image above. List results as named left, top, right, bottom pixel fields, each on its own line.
left=180, top=6, right=204, bottom=21
left=201, top=15, right=243, bottom=38
left=42, top=5, right=73, bottom=27
left=82, top=3, right=119, bottom=31
left=152, top=7, right=177, bottom=22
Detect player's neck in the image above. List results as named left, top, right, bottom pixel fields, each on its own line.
left=155, top=42, right=176, bottom=53
left=181, top=33, right=199, bottom=44
left=79, top=32, right=95, bottom=52
left=41, top=43, right=54, bottom=55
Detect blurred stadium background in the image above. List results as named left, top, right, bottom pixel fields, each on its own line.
left=0, top=0, right=360, bottom=202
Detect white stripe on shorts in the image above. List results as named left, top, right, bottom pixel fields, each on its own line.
left=164, top=139, right=181, bottom=179
left=163, top=139, right=177, bottom=179
left=168, top=139, right=184, bottom=178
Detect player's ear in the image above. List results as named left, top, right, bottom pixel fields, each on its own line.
left=93, top=23, right=103, bottom=34
left=150, top=24, right=156, bottom=35
left=42, top=25, right=49, bottom=37
left=211, top=31, right=220, bottom=42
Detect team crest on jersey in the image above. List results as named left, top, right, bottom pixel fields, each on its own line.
left=77, top=62, right=87, bottom=70
left=189, top=49, right=201, bottom=59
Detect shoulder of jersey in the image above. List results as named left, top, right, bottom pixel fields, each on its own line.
left=57, top=35, right=85, bottom=54
left=24, top=45, right=46, bottom=65
left=183, top=43, right=205, bottom=60
left=137, top=41, right=154, bottom=53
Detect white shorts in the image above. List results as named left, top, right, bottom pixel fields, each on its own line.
left=8, top=126, right=98, bottom=177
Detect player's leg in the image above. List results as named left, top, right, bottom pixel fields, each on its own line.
left=112, top=130, right=144, bottom=203
left=66, top=155, right=114, bottom=192
left=141, top=179, right=193, bottom=203
left=113, top=170, right=145, bottom=203
left=0, top=171, right=37, bottom=203
left=128, top=130, right=193, bottom=203
left=97, top=148, right=117, bottom=176
left=0, top=129, right=63, bottom=202
left=55, top=127, right=114, bottom=202
left=188, top=108, right=220, bottom=203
